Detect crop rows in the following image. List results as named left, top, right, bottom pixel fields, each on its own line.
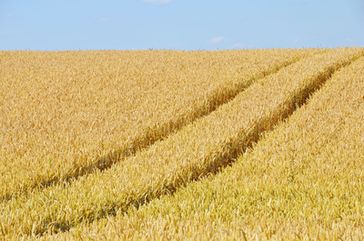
left=1, top=48, right=362, bottom=239
left=0, top=49, right=309, bottom=201
left=48, top=55, right=364, bottom=241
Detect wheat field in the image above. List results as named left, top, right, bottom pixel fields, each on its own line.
left=0, top=48, right=363, bottom=240
left=0, top=49, right=310, bottom=201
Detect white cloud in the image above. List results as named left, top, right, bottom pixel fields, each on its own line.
left=97, top=17, right=111, bottom=23
left=143, top=0, right=172, bottom=5
left=232, top=42, right=243, bottom=49
left=232, top=42, right=255, bottom=49
left=209, top=36, right=225, bottom=45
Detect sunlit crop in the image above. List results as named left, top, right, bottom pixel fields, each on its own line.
left=0, top=49, right=308, bottom=201
left=50, top=55, right=364, bottom=241
left=0, top=48, right=363, bottom=240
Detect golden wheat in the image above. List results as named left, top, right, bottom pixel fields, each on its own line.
left=42, top=55, right=364, bottom=241
left=0, top=49, right=309, bottom=201
left=1, top=48, right=362, bottom=239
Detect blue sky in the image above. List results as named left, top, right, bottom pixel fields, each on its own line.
left=0, top=0, right=363, bottom=50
